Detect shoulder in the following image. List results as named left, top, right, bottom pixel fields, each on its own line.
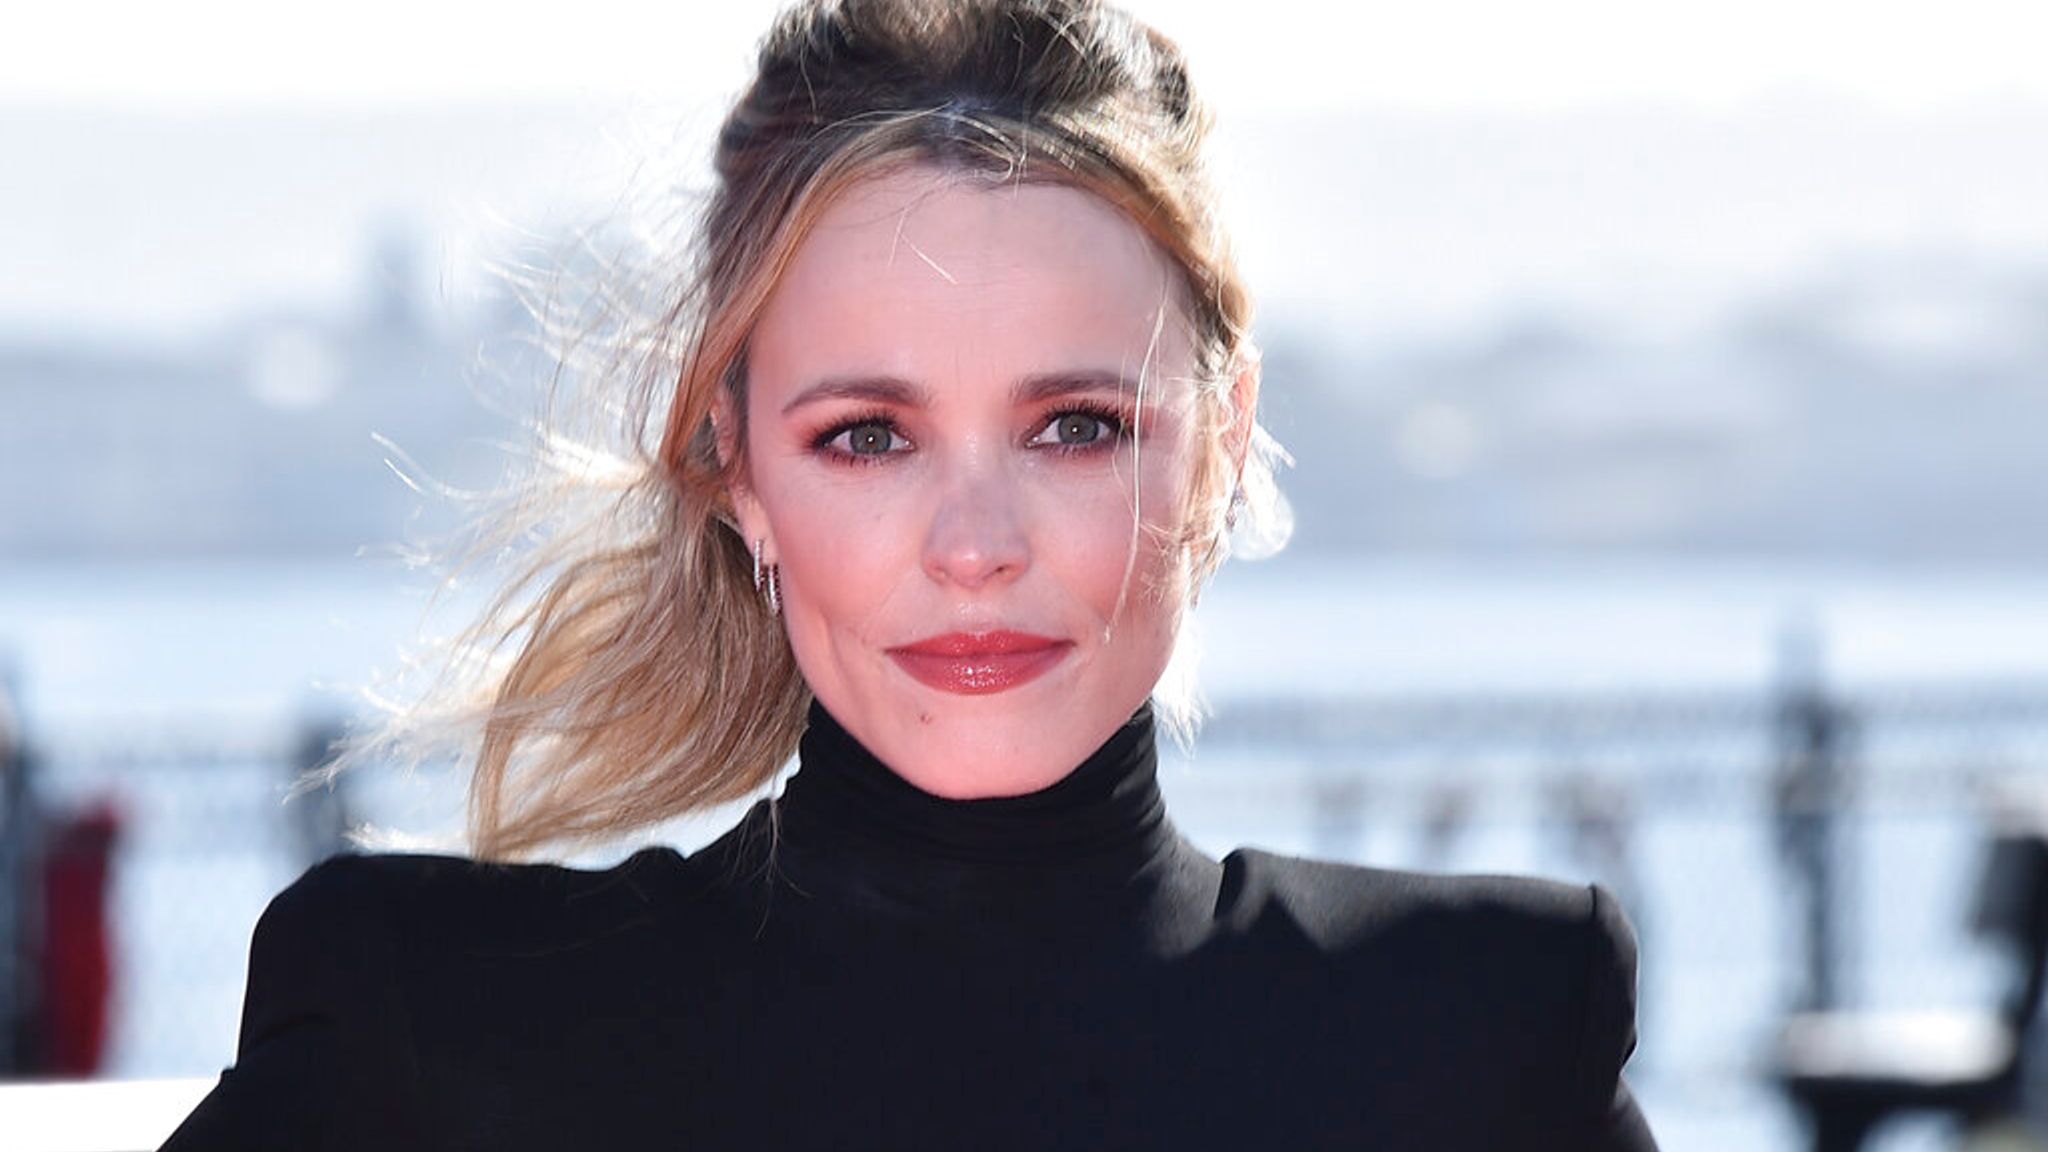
left=274, top=842, right=689, bottom=898
left=172, top=849, right=689, bottom=1146
left=1219, top=849, right=1641, bottom=1121
left=234, top=847, right=704, bottom=1067
left=1221, top=848, right=1634, bottom=965
left=257, top=844, right=694, bottom=957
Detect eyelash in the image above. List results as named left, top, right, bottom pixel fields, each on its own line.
left=807, top=408, right=903, bottom=466
left=808, top=401, right=1135, bottom=467
left=1032, top=400, right=1132, bottom=455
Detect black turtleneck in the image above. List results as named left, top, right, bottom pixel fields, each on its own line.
left=163, top=702, right=1658, bottom=1152
left=767, top=702, right=1216, bottom=935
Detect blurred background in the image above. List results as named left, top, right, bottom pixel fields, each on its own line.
left=5, top=1, right=2048, bottom=1149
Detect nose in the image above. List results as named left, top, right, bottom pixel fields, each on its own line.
left=921, top=454, right=1030, bottom=589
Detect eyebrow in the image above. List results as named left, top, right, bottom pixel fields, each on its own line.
left=1014, top=370, right=1141, bottom=406
left=779, top=369, right=1142, bottom=417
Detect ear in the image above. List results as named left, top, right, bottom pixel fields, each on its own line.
left=1223, top=345, right=1262, bottom=492
left=711, top=387, right=775, bottom=561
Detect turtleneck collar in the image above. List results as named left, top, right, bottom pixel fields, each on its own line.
left=767, top=700, right=1187, bottom=921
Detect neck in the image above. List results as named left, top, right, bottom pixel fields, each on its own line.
left=766, top=700, right=1183, bottom=920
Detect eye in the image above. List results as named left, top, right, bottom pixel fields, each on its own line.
left=819, top=418, right=910, bottom=459
left=1030, top=408, right=1123, bottom=450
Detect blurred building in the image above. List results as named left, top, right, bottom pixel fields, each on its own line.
left=0, top=230, right=523, bottom=560
left=7, top=238, right=2043, bottom=564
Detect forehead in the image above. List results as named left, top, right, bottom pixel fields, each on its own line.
left=747, top=165, right=1196, bottom=398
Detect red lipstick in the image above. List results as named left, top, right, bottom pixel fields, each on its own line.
left=886, top=630, right=1072, bottom=695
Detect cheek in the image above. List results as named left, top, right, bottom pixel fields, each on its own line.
left=1033, top=447, right=1195, bottom=616
left=771, top=484, right=910, bottom=620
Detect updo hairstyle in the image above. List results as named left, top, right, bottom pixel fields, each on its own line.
left=371, top=0, right=1283, bottom=861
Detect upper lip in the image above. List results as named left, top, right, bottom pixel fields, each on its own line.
left=889, top=630, right=1066, bottom=657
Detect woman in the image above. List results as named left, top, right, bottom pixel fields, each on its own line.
left=165, top=0, right=1656, bottom=1148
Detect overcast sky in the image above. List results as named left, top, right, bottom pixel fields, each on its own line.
left=8, top=2, right=2048, bottom=342
left=10, top=0, right=2048, bottom=112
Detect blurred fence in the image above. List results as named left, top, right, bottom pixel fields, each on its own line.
left=1186, top=681, right=2048, bottom=1150
left=7, top=675, right=2048, bottom=1149
left=0, top=706, right=464, bottom=1080
left=1199, top=678, right=2048, bottom=1010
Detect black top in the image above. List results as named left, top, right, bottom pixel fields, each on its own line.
left=163, top=703, right=1657, bottom=1150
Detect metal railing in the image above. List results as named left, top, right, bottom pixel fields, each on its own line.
left=7, top=673, right=2048, bottom=1150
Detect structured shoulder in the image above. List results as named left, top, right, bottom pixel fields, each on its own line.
left=1218, top=850, right=1643, bottom=1128
left=1220, top=849, right=1638, bottom=1010
left=289, top=843, right=687, bottom=898
left=1220, top=848, right=1614, bottom=954
left=164, top=854, right=463, bottom=1147
left=309, top=844, right=690, bottom=903
left=279, top=844, right=695, bottom=955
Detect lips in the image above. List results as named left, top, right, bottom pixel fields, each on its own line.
left=886, top=630, right=1072, bottom=695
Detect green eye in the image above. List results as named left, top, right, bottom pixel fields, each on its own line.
left=843, top=422, right=897, bottom=455
left=1054, top=413, right=1105, bottom=445
left=1032, top=408, right=1123, bottom=449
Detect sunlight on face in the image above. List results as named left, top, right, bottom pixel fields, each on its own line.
left=730, top=165, right=1202, bottom=798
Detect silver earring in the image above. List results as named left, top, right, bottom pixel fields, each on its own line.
left=752, top=539, right=781, bottom=617
left=1224, top=486, right=1247, bottom=531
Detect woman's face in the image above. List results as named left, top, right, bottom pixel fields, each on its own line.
left=729, top=165, right=1204, bottom=798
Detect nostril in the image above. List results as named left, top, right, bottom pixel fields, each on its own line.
left=924, top=523, right=1029, bottom=588
left=925, top=543, right=1021, bottom=588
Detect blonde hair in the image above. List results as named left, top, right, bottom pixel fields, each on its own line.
left=359, top=0, right=1286, bottom=862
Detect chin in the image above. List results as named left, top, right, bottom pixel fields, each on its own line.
left=879, top=694, right=1112, bottom=800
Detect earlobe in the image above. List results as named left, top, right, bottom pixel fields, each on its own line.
left=727, top=479, right=770, bottom=557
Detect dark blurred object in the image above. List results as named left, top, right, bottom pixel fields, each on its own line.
left=1, top=679, right=35, bottom=1073
left=1774, top=614, right=1856, bottom=1016
left=35, top=799, right=121, bottom=1076
left=293, top=716, right=356, bottom=866
left=1774, top=817, right=2048, bottom=1152
left=2, top=676, right=126, bottom=1078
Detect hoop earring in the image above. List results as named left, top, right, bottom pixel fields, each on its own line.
left=752, top=539, right=781, bottom=617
